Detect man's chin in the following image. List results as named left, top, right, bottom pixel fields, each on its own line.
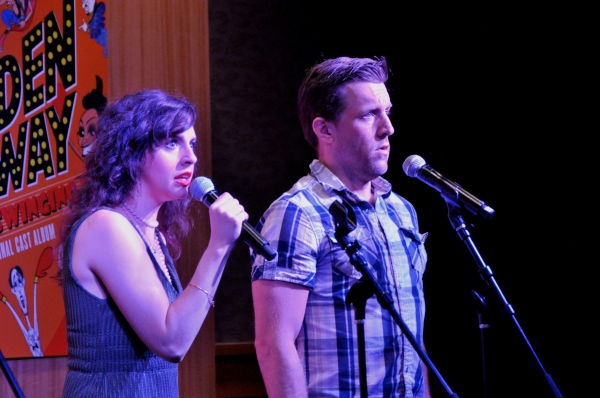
left=365, top=167, right=387, bottom=181
left=374, top=160, right=389, bottom=175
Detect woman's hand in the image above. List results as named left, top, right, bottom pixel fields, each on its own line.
left=206, top=192, right=248, bottom=248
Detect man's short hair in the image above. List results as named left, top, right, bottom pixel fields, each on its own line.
left=297, top=56, right=389, bottom=150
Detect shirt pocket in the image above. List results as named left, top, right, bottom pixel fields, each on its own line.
left=398, top=227, right=428, bottom=282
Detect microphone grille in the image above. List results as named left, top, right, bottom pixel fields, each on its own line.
left=402, top=155, right=426, bottom=178
left=190, top=176, right=215, bottom=201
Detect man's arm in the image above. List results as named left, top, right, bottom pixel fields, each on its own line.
left=253, top=279, right=309, bottom=398
left=421, top=345, right=432, bottom=398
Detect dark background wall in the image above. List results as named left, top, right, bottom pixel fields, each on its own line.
left=208, top=2, right=592, bottom=397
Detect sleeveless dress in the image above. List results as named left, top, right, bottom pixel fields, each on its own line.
left=61, top=207, right=184, bottom=398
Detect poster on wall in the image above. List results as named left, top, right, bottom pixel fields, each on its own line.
left=0, top=0, right=107, bottom=359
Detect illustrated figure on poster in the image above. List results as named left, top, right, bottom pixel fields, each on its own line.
left=1, top=246, right=53, bottom=357
left=0, top=0, right=37, bottom=51
left=72, top=75, right=107, bottom=160
left=79, top=0, right=107, bottom=58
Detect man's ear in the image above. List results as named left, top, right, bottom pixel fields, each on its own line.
left=312, top=117, right=334, bottom=144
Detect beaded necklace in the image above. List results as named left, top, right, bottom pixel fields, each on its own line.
left=122, top=204, right=171, bottom=283
left=122, top=202, right=159, bottom=228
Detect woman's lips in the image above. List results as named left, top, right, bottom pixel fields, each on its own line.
left=175, top=172, right=192, bottom=187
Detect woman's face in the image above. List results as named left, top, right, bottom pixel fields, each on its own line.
left=139, top=127, right=198, bottom=205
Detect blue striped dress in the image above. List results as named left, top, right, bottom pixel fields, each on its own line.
left=61, top=207, right=183, bottom=398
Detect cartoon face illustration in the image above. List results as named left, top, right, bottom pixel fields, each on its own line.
left=9, top=266, right=28, bottom=316
left=75, top=76, right=106, bottom=158
left=78, top=107, right=99, bottom=156
left=82, top=0, right=95, bottom=15
left=1, top=0, right=19, bottom=13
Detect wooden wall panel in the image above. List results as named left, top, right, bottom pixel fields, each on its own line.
left=107, top=1, right=212, bottom=167
left=1, top=356, right=67, bottom=398
left=4, top=1, right=214, bottom=397
left=108, top=1, right=214, bottom=398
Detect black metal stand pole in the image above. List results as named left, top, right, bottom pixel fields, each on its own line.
left=472, top=290, right=489, bottom=398
left=347, top=280, right=373, bottom=398
left=446, top=202, right=562, bottom=398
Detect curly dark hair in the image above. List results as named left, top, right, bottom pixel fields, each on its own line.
left=59, top=89, right=198, bottom=268
left=297, top=56, right=389, bottom=151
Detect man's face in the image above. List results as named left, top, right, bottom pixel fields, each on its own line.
left=82, top=0, right=95, bottom=15
left=10, top=268, right=28, bottom=315
left=328, top=81, right=394, bottom=186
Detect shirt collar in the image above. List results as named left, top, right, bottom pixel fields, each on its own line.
left=309, top=159, right=393, bottom=200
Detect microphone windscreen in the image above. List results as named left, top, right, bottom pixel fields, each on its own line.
left=190, top=176, right=215, bottom=201
left=402, top=155, right=426, bottom=178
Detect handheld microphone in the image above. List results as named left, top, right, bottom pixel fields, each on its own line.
left=402, top=155, right=495, bottom=219
left=190, top=177, right=277, bottom=260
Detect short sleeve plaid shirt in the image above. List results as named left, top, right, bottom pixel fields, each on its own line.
left=251, top=160, right=428, bottom=397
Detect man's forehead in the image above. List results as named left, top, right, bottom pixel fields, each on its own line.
left=341, top=82, right=391, bottom=105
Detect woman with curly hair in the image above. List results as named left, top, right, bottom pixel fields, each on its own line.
left=58, top=89, right=247, bottom=397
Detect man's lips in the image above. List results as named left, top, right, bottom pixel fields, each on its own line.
left=377, top=145, right=390, bottom=154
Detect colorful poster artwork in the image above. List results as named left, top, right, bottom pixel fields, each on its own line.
left=0, top=0, right=108, bottom=359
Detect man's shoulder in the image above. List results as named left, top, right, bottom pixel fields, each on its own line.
left=259, top=176, right=342, bottom=227
left=271, top=176, right=339, bottom=209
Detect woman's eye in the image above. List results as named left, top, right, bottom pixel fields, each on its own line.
left=166, top=139, right=178, bottom=148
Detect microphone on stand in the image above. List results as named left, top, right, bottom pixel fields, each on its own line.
left=402, top=155, right=495, bottom=219
left=190, top=176, right=277, bottom=260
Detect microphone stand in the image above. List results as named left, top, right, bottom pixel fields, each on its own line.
left=330, top=200, right=458, bottom=398
left=0, top=350, right=25, bottom=398
left=445, top=201, right=563, bottom=398
left=471, top=290, right=490, bottom=398
left=346, top=279, right=373, bottom=398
